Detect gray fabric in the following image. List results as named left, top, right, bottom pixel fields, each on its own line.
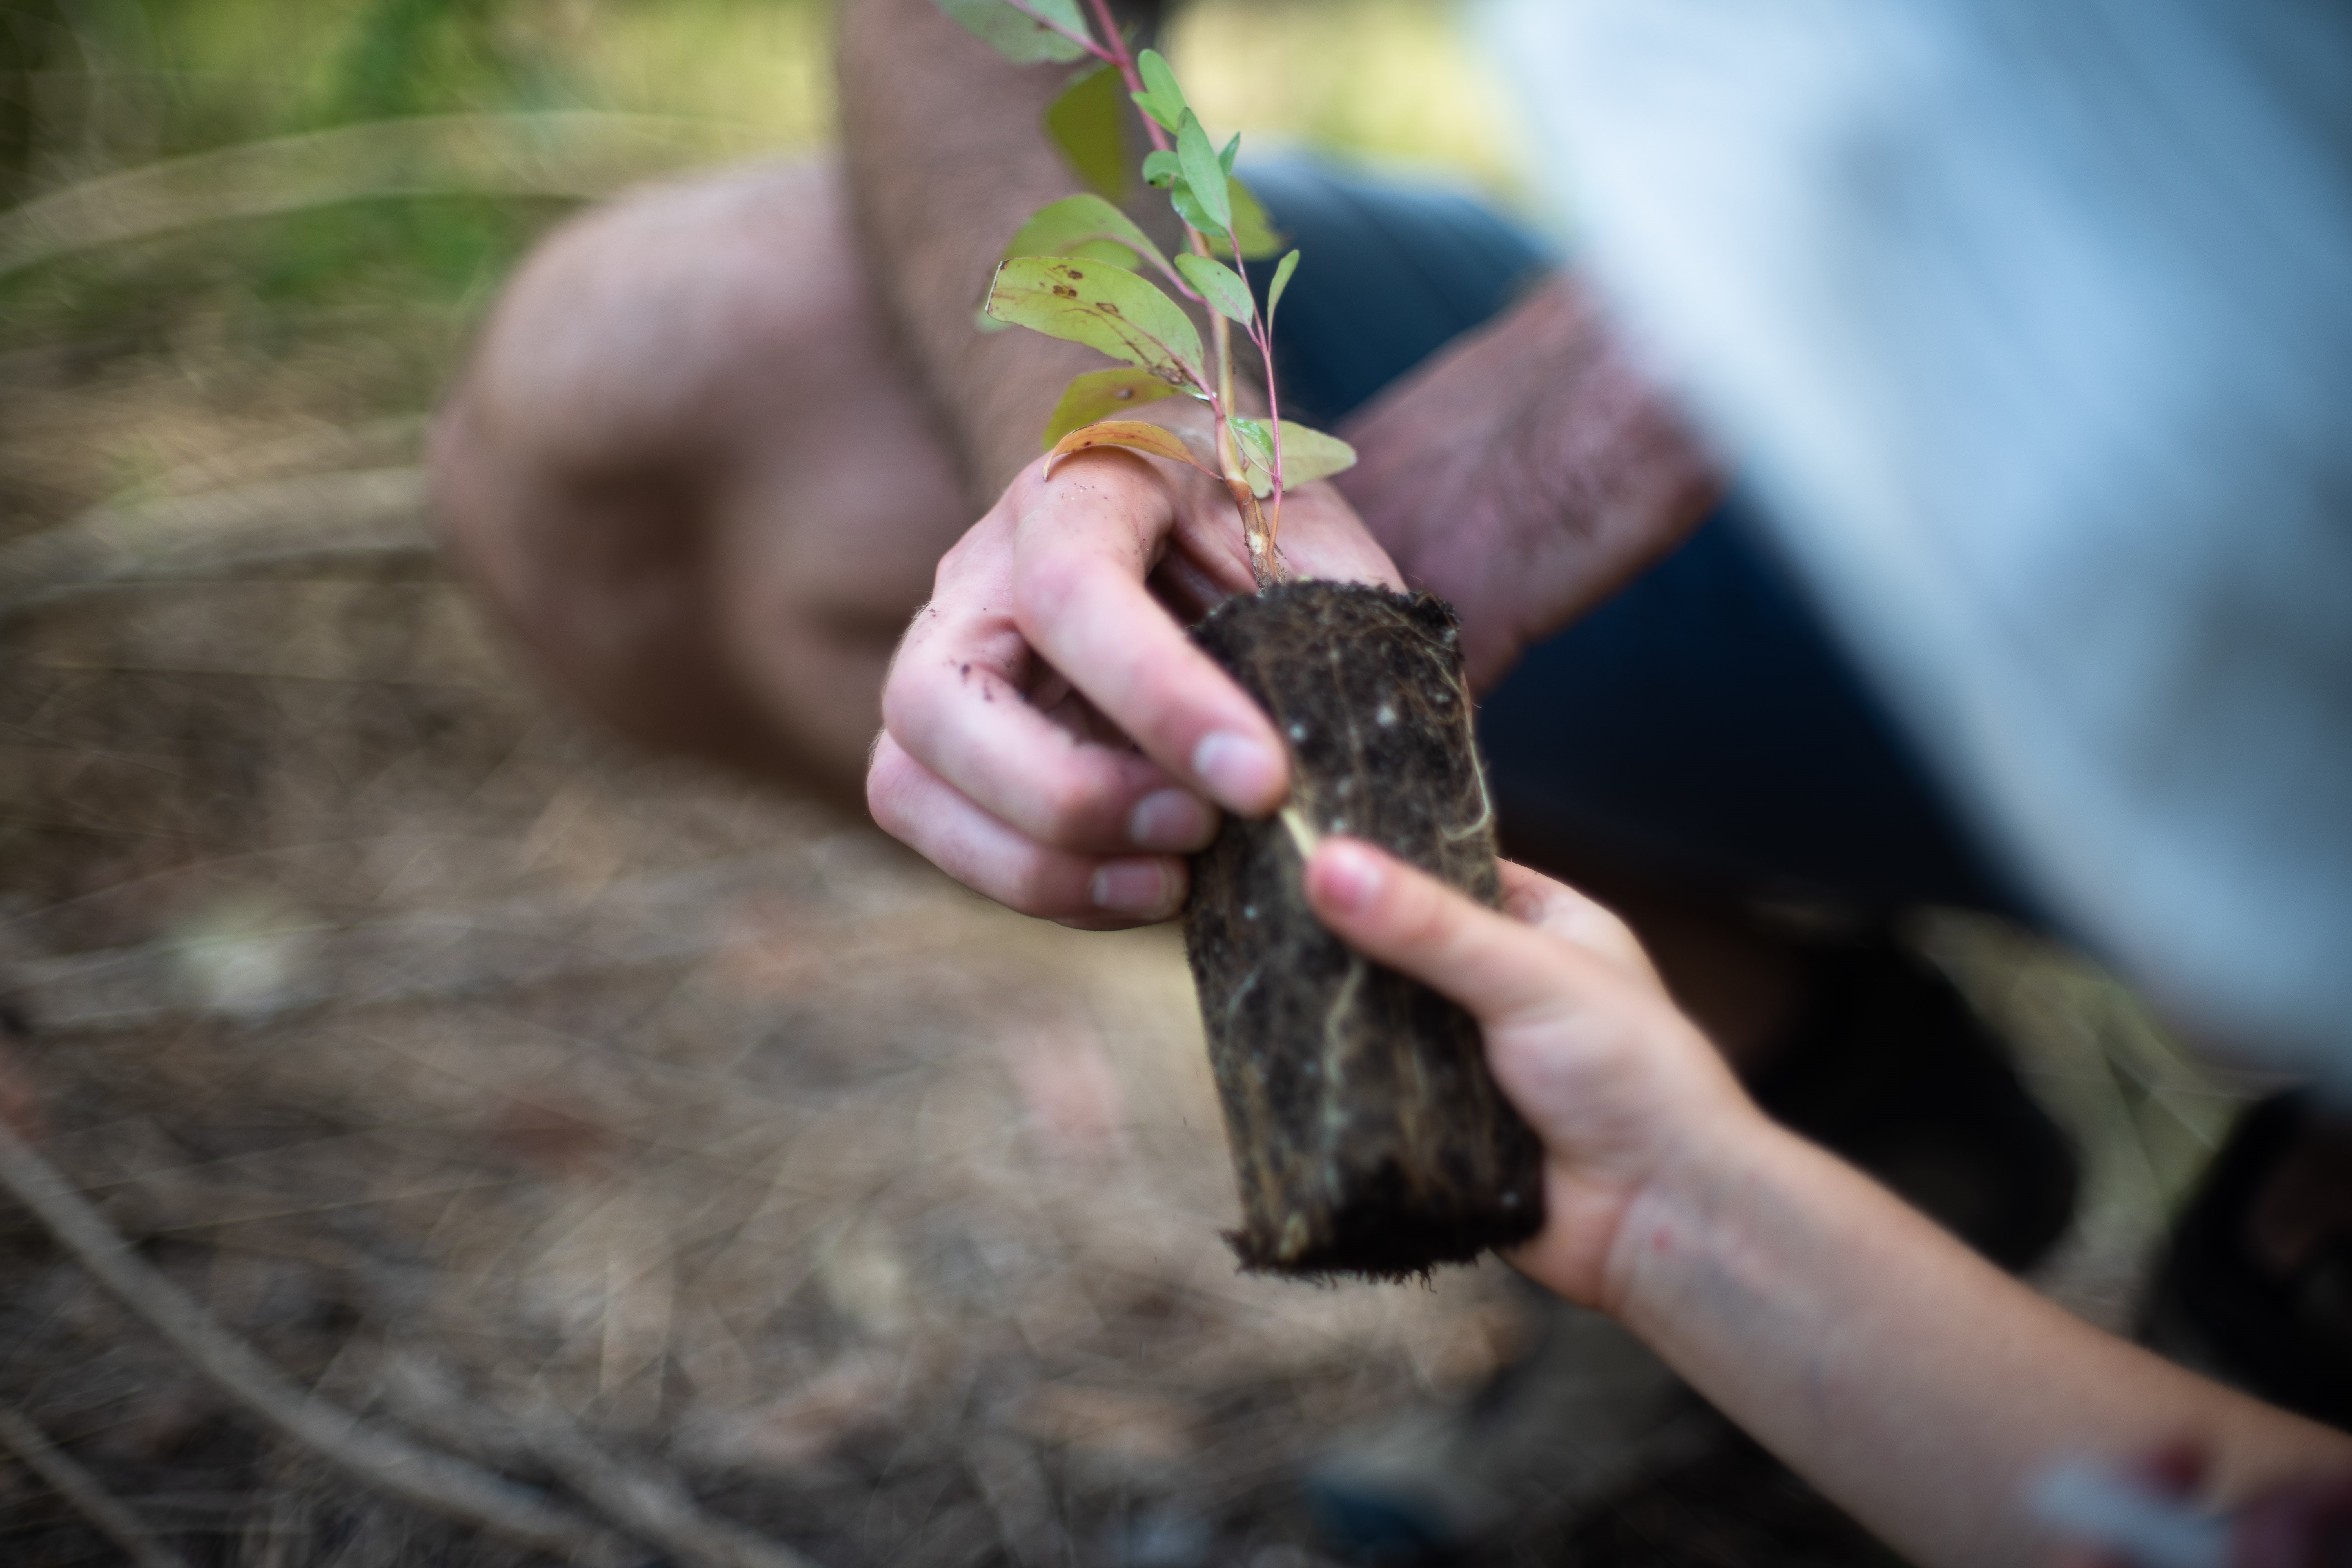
left=1484, top=0, right=2352, bottom=1078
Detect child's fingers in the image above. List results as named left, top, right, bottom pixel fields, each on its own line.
left=1304, top=838, right=1608, bottom=1027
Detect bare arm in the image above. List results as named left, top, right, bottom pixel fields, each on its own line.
left=838, top=0, right=1155, bottom=502
left=1610, top=1112, right=2344, bottom=1565
left=1301, top=838, right=2352, bottom=1568
left=1336, top=272, right=1720, bottom=689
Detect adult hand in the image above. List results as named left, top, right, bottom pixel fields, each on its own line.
left=869, top=447, right=1402, bottom=929
left=1299, top=837, right=1752, bottom=1307
left=1336, top=274, right=1720, bottom=690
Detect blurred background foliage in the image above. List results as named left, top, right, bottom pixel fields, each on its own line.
left=0, top=0, right=1516, bottom=431
left=0, top=0, right=833, bottom=424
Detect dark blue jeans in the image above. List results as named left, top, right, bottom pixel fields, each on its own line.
left=1242, top=160, right=2034, bottom=920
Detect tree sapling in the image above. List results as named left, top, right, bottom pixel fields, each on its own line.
left=933, top=0, right=1543, bottom=1279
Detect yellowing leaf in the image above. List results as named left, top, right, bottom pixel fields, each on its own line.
left=1042, top=368, right=1183, bottom=448
left=931, top=0, right=1088, bottom=64
left=1174, top=252, right=1254, bottom=323
left=1045, top=64, right=1127, bottom=200
left=1043, top=419, right=1218, bottom=479
left=1276, top=422, right=1359, bottom=486
left=1003, top=194, right=1175, bottom=282
left=1228, top=416, right=1357, bottom=497
left=985, top=256, right=1206, bottom=388
left=1228, top=178, right=1284, bottom=259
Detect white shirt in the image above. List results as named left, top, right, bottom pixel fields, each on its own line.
left=1486, top=0, right=2352, bottom=1078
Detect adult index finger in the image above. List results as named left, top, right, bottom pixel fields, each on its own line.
left=1011, top=454, right=1290, bottom=818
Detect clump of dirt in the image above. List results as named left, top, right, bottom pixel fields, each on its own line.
left=1184, top=581, right=1544, bottom=1279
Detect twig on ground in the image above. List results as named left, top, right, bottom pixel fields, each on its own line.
left=0, top=1113, right=628, bottom=1564
left=383, top=1359, right=826, bottom=1568
left=524, top=1401, right=828, bottom=1568
left=0, top=1402, right=192, bottom=1568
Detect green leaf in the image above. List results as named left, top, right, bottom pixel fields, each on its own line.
left=1141, top=149, right=1182, bottom=189
left=1227, top=416, right=1357, bottom=497
left=931, top=0, right=1089, bottom=65
left=1277, top=422, right=1359, bottom=485
left=1169, top=178, right=1228, bottom=241
left=1267, top=249, right=1300, bottom=325
left=1219, top=133, right=1240, bottom=177
left=1136, top=48, right=1187, bottom=129
left=1176, top=112, right=1232, bottom=233
left=1229, top=415, right=1276, bottom=491
left=1044, top=419, right=1218, bottom=479
left=976, top=307, right=1016, bottom=334
left=1045, top=64, right=1127, bottom=200
left=1130, top=92, right=1175, bottom=133
left=985, top=256, right=1206, bottom=388
left=1004, top=194, right=1176, bottom=283
left=1227, top=177, right=1284, bottom=259
left=1067, top=239, right=1140, bottom=268
left=1042, top=368, right=1185, bottom=448
left=1174, top=252, right=1254, bottom=323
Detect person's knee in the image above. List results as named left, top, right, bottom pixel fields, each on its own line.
left=429, top=157, right=966, bottom=791
left=438, top=160, right=865, bottom=488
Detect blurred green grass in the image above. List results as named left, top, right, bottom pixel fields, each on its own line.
left=0, top=0, right=833, bottom=373
left=0, top=0, right=1517, bottom=385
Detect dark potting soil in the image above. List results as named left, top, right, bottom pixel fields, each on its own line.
left=1183, top=579, right=1545, bottom=1279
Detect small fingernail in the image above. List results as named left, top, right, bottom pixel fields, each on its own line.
left=1129, top=788, right=1212, bottom=851
left=1192, top=731, right=1283, bottom=814
left=1312, top=840, right=1381, bottom=914
left=1091, top=858, right=1174, bottom=918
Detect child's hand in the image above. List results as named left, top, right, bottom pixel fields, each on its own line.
left=1302, top=837, right=1757, bottom=1310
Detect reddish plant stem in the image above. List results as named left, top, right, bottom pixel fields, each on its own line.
left=1230, top=232, right=1286, bottom=546
left=1076, top=0, right=1280, bottom=583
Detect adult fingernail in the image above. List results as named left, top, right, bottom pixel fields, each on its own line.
left=1129, top=788, right=1212, bottom=851
left=1192, top=731, right=1283, bottom=814
left=1091, top=858, right=1175, bottom=918
left=1311, top=840, right=1382, bottom=914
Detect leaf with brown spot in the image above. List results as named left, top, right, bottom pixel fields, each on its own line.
left=986, top=256, right=1206, bottom=390
left=1042, top=368, right=1185, bottom=448
left=1043, top=419, right=1218, bottom=480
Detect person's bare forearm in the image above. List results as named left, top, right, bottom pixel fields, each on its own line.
left=838, top=0, right=1121, bottom=501
left=1337, top=272, right=1719, bottom=687
left=1609, top=1117, right=2352, bottom=1567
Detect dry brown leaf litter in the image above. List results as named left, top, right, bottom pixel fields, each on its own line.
left=0, top=349, right=2240, bottom=1568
